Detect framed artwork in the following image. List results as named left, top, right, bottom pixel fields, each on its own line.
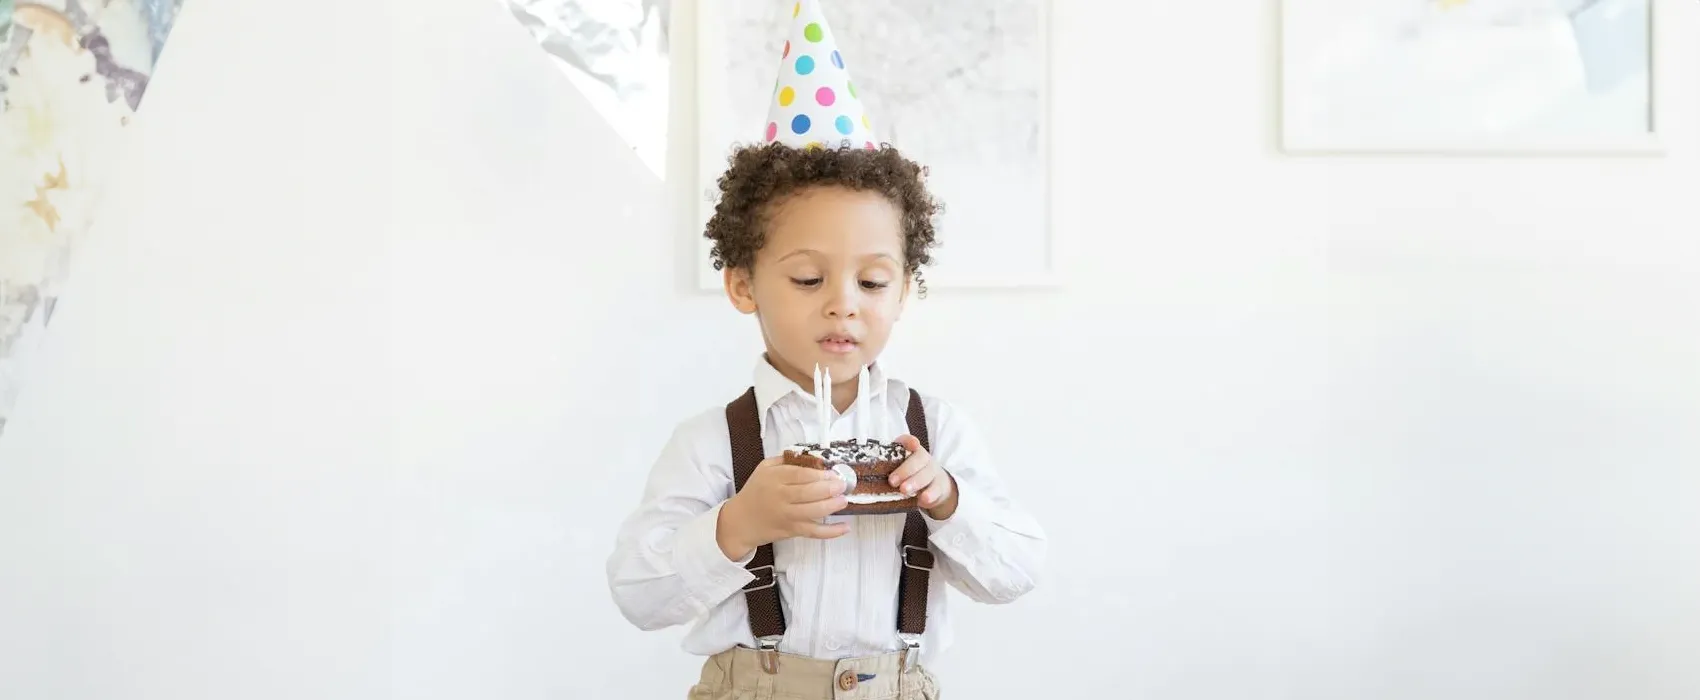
left=1280, top=0, right=1664, bottom=155
left=692, top=0, right=1057, bottom=291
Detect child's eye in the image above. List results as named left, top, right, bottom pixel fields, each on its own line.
left=791, top=277, right=822, bottom=288
left=860, top=280, right=889, bottom=290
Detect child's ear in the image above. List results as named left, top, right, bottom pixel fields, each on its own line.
left=724, top=266, right=758, bottom=314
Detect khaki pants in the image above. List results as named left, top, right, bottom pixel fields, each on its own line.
left=688, top=646, right=941, bottom=700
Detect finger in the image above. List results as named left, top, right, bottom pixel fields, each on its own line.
left=786, top=495, right=846, bottom=519
left=797, top=494, right=850, bottom=520
left=775, top=464, right=835, bottom=484
left=888, top=452, right=931, bottom=487
left=755, top=455, right=821, bottom=475
left=786, top=476, right=846, bottom=502
left=893, top=434, right=925, bottom=455
left=795, top=520, right=851, bottom=540
left=898, top=466, right=935, bottom=498
left=918, top=471, right=952, bottom=507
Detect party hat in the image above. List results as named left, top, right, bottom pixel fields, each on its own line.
left=762, top=0, right=878, bottom=151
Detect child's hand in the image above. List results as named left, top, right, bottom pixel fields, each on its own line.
left=718, top=457, right=851, bottom=560
left=888, top=435, right=958, bottom=519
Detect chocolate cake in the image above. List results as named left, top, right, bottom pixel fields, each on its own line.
left=783, top=438, right=917, bottom=515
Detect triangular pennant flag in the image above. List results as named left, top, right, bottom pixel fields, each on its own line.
left=504, top=0, right=670, bottom=178
left=0, top=0, right=186, bottom=441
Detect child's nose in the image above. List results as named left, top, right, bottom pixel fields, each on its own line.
left=823, top=282, right=860, bottom=317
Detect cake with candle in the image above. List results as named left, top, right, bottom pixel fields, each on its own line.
left=787, top=364, right=919, bottom=515
left=783, top=438, right=917, bottom=516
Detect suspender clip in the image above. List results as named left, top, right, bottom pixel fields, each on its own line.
left=898, top=633, right=921, bottom=672
left=756, top=636, right=781, bottom=675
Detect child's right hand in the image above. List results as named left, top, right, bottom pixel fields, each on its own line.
left=717, top=457, right=851, bottom=561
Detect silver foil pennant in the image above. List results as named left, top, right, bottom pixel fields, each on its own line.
left=505, top=0, right=671, bottom=178
left=1, top=0, right=13, bottom=49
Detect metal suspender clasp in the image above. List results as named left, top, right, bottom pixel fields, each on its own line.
left=756, top=635, right=781, bottom=674
left=742, top=564, right=776, bottom=592
left=901, top=545, right=935, bottom=572
left=898, top=632, right=921, bottom=672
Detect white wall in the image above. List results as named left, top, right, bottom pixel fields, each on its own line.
left=0, top=0, right=400, bottom=695
left=2, top=0, right=1698, bottom=698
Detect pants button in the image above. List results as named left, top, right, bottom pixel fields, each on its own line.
left=837, top=669, right=858, bottom=691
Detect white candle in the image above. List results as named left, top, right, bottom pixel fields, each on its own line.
left=823, top=366, right=833, bottom=443
left=878, top=378, right=888, bottom=440
left=879, top=370, right=888, bottom=440
left=813, top=364, right=824, bottom=445
left=855, top=365, right=869, bottom=441
left=884, top=385, right=897, bottom=441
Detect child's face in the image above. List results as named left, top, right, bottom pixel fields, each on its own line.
left=727, top=185, right=909, bottom=396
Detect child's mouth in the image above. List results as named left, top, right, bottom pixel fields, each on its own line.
left=818, top=336, right=858, bottom=354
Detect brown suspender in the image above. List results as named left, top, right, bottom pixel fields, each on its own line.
left=724, top=386, right=936, bottom=665
left=725, top=388, right=787, bottom=643
left=891, top=389, right=936, bottom=638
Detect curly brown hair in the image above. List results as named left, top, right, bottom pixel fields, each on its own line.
left=704, top=142, right=942, bottom=297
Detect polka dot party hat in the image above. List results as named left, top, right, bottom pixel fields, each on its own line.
left=763, top=0, right=877, bottom=151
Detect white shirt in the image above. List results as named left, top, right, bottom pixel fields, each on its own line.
left=605, top=357, right=1046, bottom=667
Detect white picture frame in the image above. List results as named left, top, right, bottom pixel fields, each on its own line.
left=689, top=0, right=1059, bottom=292
left=1279, top=0, right=1667, bottom=156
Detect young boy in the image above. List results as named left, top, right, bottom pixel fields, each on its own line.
left=605, top=2, right=1045, bottom=697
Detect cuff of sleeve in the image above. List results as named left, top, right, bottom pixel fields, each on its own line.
left=673, top=501, right=757, bottom=613
left=923, top=473, right=991, bottom=544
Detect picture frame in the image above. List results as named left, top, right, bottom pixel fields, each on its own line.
left=689, top=0, right=1060, bottom=292
left=1279, top=0, right=1667, bottom=156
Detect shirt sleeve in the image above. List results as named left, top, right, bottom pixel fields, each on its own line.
left=606, top=414, right=757, bottom=631
left=917, top=396, right=1048, bottom=604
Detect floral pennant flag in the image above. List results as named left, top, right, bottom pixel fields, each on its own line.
left=0, top=0, right=186, bottom=442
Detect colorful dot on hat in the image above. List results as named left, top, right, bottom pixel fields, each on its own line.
left=783, top=41, right=790, bottom=59
left=766, top=122, right=778, bottom=141
left=847, top=81, right=856, bottom=98
left=815, top=87, right=835, bottom=106
left=832, top=51, right=843, bottom=69
left=804, top=23, right=824, bottom=42
left=862, top=114, right=871, bottom=128
left=791, top=114, right=811, bottom=135
left=778, top=86, right=795, bottom=106
left=793, top=2, right=800, bottom=17
left=835, top=115, right=853, bottom=135
left=795, top=55, right=815, bottom=75
left=865, top=141, right=875, bottom=150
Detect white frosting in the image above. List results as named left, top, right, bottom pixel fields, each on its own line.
left=846, top=491, right=912, bottom=504
left=786, top=440, right=907, bottom=464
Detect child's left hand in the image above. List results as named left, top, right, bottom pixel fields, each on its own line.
left=889, top=434, right=958, bottom=519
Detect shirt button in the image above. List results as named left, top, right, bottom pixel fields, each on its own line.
left=826, top=638, right=841, bottom=650
left=838, top=670, right=858, bottom=691
left=952, top=533, right=966, bottom=547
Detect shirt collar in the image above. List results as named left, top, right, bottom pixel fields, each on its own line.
left=752, top=354, right=899, bottom=439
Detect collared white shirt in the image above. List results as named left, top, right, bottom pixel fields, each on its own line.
left=605, top=356, right=1046, bottom=667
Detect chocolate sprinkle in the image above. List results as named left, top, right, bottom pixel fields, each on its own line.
left=791, top=438, right=909, bottom=464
